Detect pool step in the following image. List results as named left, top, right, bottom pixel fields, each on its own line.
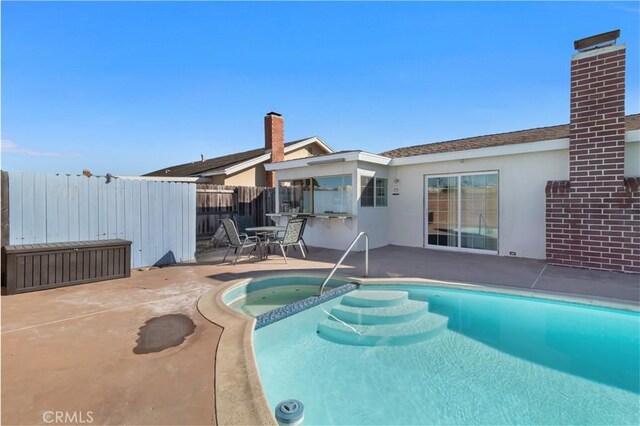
left=341, top=290, right=409, bottom=308
left=317, top=312, right=448, bottom=346
left=317, top=289, right=448, bottom=346
left=330, top=300, right=428, bottom=325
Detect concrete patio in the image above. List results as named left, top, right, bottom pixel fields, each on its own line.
left=2, top=245, right=638, bottom=425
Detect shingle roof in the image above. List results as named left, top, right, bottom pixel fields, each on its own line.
left=381, top=113, right=640, bottom=158
left=145, top=138, right=315, bottom=177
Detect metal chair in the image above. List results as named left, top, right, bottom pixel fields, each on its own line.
left=270, top=218, right=307, bottom=263
left=221, top=218, right=261, bottom=264
left=275, top=216, right=309, bottom=254
left=299, top=217, right=309, bottom=254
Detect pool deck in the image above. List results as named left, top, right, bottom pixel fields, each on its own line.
left=2, top=245, right=638, bottom=425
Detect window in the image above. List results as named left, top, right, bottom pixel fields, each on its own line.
left=376, top=178, right=388, bottom=207
left=313, top=175, right=353, bottom=215
left=278, top=175, right=353, bottom=215
left=361, top=176, right=387, bottom=207
left=279, top=179, right=312, bottom=214
left=361, top=176, right=374, bottom=207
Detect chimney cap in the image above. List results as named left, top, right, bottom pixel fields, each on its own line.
left=574, top=29, right=620, bottom=52
left=266, top=111, right=282, bottom=117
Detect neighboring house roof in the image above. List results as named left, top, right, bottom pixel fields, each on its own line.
left=381, top=113, right=640, bottom=158
left=145, top=137, right=332, bottom=177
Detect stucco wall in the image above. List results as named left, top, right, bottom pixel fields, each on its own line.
left=389, top=149, right=569, bottom=259
left=268, top=138, right=638, bottom=257
left=218, top=144, right=326, bottom=187
left=284, top=146, right=314, bottom=161
left=355, top=162, right=390, bottom=249
left=625, top=140, right=639, bottom=176
left=224, top=166, right=260, bottom=186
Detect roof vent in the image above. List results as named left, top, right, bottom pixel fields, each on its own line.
left=574, top=29, right=620, bottom=52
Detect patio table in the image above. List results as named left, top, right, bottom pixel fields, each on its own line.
left=245, top=225, right=286, bottom=237
left=245, top=226, right=286, bottom=259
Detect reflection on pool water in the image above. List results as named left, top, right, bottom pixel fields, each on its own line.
left=254, top=284, right=640, bottom=425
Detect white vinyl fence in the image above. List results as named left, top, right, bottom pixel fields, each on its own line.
left=7, top=172, right=196, bottom=268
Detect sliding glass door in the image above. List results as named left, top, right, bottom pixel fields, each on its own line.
left=425, top=172, right=498, bottom=252
left=425, top=176, right=458, bottom=248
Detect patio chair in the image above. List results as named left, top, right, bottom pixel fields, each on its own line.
left=275, top=216, right=309, bottom=254
left=299, top=217, right=309, bottom=253
left=221, top=218, right=261, bottom=265
left=270, top=217, right=307, bottom=263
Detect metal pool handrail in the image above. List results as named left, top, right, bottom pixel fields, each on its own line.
left=318, top=232, right=369, bottom=296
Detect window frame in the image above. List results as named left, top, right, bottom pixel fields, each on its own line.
left=360, top=174, right=388, bottom=208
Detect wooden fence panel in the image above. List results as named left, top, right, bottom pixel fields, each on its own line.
left=196, top=184, right=275, bottom=238
left=196, top=185, right=235, bottom=237
left=6, top=172, right=196, bottom=268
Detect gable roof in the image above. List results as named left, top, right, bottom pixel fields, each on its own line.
left=381, top=113, right=640, bottom=158
left=145, top=137, right=331, bottom=177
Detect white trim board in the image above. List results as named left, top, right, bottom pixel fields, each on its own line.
left=266, top=151, right=391, bottom=171
left=390, top=138, right=569, bottom=166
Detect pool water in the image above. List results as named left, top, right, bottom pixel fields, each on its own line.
left=253, top=285, right=640, bottom=425
left=223, top=275, right=349, bottom=317
left=228, top=286, right=321, bottom=316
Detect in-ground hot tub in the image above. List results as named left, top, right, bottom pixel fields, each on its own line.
left=222, top=274, right=353, bottom=317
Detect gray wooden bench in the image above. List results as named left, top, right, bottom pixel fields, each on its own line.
left=2, top=239, right=132, bottom=295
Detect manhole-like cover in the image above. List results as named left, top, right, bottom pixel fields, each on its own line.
left=133, top=314, right=196, bottom=354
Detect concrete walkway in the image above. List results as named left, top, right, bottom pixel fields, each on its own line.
left=2, top=245, right=638, bottom=425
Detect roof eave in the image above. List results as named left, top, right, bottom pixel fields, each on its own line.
left=286, top=136, right=334, bottom=155
left=200, top=137, right=334, bottom=177
left=389, top=128, right=640, bottom=166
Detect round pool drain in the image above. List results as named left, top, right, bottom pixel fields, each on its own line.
left=275, top=399, right=304, bottom=425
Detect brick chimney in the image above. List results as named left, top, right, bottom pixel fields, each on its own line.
left=546, top=30, right=639, bottom=274
left=569, top=30, right=625, bottom=186
left=265, top=112, right=284, bottom=187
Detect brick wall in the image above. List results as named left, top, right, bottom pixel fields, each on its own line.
left=545, top=43, right=640, bottom=274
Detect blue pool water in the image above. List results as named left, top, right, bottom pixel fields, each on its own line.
left=253, top=285, right=640, bottom=425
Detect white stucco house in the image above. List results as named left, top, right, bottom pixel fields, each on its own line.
left=266, top=32, right=640, bottom=274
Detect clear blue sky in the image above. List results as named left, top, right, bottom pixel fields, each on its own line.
left=2, top=1, right=639, bottom=176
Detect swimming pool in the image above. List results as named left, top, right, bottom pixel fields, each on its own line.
left=253, top=283, right=640, bottom=425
